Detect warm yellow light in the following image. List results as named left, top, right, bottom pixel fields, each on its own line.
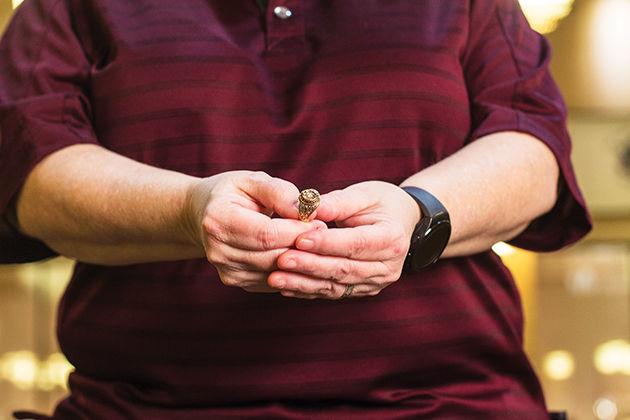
left=594, top=339, right=630, bottom=375
left=492, top=242, right=516, bottom=257
left=37, top=353, right=74, bottom=391
left=518, top=0, right=575, bottom=34
left=12, top=0, right=24, bottom=9
left=543, top=350, right=575, bottom=380
left=590, top=0, right=630, bottom=108
left=593, top=397, right=619, bottom=420
left=0, top=351, right=38, bottom=390
left=1, top=351, right=74, bottom=391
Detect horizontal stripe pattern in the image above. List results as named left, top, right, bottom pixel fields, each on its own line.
left=0, top=0, right=591, bottom=418
left=70, top=1, right=531, bottom=414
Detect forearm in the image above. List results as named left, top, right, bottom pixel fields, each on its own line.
left=15, top=144, right=204, bottom=265
left=400, top=131, right=559, bottom=257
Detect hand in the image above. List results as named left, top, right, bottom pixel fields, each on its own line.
left=185, top=171, right=326, bottom=293
left=268, top=181, right=420, bottom=299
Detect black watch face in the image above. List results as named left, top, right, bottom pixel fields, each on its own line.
left=411, top=221, right=451, bottom=270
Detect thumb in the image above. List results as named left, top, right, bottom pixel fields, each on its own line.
left=315, top=186, right=375, bottom=223
left=239, top=172, right=301, bottom=219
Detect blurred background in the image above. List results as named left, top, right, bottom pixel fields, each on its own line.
left=1, top=0, right=630, bottom=418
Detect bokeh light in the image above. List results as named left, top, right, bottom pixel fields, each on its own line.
left=590, top=0, right=630, bottom=108
left=594, top=339, right=630, bottom=375
left=492, top=242, right=516, bottom=257
left=0, top=351, right=73, bottom=391
left=543, top=350, right=575, bottom=381
left=518, top=0, right=575, bottom=33
left=0, top=351, right=38, bottom=390
left=593, top=397, right=619, bottom=420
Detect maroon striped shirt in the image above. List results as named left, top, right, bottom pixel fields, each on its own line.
left=0, top=0, right=591, bottom=418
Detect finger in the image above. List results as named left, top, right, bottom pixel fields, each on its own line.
left=281, top=289, right=380, bottom=299
left=209, top=245, right=288, bottom=272
left=313, top=187, right=376, bottom=223
left=276, top=250, right=391, bottom=285
left=268, top=270, right=342, bottom=299
left=218, top=267, right=277, bottom=293
left=239, top=172, right=303, bottom=220
left=293, top=222, right=408, bottom=260
left=268, top=270, right=381, bottom=299
left=278, top=291, right=318, bottom=300
left=205, top=207, right=327, bottom=251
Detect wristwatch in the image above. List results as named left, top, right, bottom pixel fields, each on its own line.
left=401, top=186, right=451, bottom=273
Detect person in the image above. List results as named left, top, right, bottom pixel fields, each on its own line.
left=0, top=0, right=591, bottom=418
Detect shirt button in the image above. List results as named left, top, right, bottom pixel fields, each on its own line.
left=273, top=6, right=292, bottom=19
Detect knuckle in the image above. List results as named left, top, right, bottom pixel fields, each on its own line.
left=322, top=282, right=335, bottom=293
left=385, top=274, right=400, bottom=285
left=349, top=234, right=368, bottom=258
left=203, top=217, right=228, bottom=244
left=390, top=232, right=409, bottom=259
left=219, top=273, right=238, bottom=287
left=201, top=217, right=216, bottom=236
left=247, top=171, right=272, bottom=185
left=206, top=248, right=226, bottom=266
left=205, top=249, right=219, bottom=265
left=392, top=263, right=405, bottom=280
left=335, top=260, right=354, bottom=282
left=257, top=225, right=279, bottom=250
left=315, top=284, right=333, bottom=298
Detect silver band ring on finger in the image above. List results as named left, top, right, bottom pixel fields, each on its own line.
left=340, top=284, right=354, bottom=299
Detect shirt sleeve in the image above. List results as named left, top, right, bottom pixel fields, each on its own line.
left=0, top=0, right=99, bottom=262
left=462, top=0, right=592, bottom=252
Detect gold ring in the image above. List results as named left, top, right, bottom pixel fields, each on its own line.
left=298, top=188, right=320, bottom=222
left=340, top=284, right=354, bottom=299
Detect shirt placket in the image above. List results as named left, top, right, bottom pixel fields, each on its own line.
left=265, top=0, right=304, bottom=50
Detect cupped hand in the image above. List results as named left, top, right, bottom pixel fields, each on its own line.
left=185, top=171, right=326, bottom=293
left=268, top=181, right=421, bottom=299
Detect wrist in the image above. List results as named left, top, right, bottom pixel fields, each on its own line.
left=181, top=177, right=207, bottom=251
left=399, top=186, right=452, bottom=272
left=396, top=183, right=421, bottom=234
left=399, top=185, right=422, bottom=229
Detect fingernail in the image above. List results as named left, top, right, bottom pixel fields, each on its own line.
left=298, top=238, right=314, bottom=250
left=313, top=221, right=327, bottom=230
left=283, top=258, right=296, bottom=269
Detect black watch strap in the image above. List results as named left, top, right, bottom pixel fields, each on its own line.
left=401, top=186, right=451, bottom=272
